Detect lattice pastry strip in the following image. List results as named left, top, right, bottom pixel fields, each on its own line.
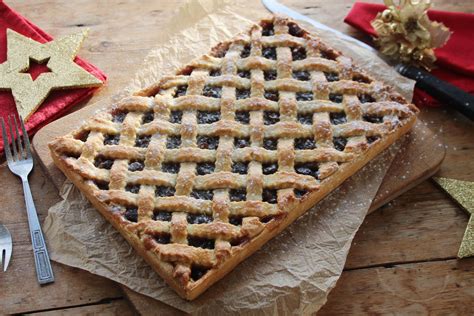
left=49, top=15, right=418, bottom=300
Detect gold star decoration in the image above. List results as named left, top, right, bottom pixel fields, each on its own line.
left=433, top=177, right=474, bottom=258
left=0, top=29, right=103, bottom=121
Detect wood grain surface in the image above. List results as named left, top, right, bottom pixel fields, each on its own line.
left=1, top=0, right=473, bottom=315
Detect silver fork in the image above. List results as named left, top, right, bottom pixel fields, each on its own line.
left=0, top=224, right=12, bottom=272
left=1, top=115, right=54, bottom=284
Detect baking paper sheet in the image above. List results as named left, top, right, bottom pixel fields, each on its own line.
left=43, top=0, right=414, bottom=314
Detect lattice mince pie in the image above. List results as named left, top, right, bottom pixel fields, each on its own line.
left=49, top=15, right=418, bottom=300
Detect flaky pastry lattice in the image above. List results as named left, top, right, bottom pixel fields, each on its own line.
left=49, top=15, right=418, bottom=300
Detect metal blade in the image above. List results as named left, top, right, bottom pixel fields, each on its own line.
left=262, top=0, right=376, bottom=52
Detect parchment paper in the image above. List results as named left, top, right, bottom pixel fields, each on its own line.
left=43, top=0, right=415, bottom=314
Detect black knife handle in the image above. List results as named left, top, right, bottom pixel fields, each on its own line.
left=396, top=64, right=474, bottom=120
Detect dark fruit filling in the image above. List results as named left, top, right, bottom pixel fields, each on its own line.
left=237, top=70, right=251, bottom=78
left=363, top=115, right=384, bottom=123
left=190, top=266, right=209, bottom=281
left=112, top=111, right=127, bottom=123
left=241, top=45, right=251, bottom=58
left=297, top=113, right=313, bottom=125
left=155, top=186, right=175, bottom=197
left=262, top=47, right=277, bottom=60
left=262, top=163, right=278, bottom=175
left=169, top=110, right=183, bottom=123
left=236, top=88, right=251, bottom=100
left=295, top=163, right=319, bottom=179
left=188, top=237, right=215, bottom=249
left=234, top=137, right=251, bottom=148
left=229, top=189, right=246, bottom=202
left=262, top=189, right=278, bottom=204
left=288, top=22, right=304, bottom=37
left=329, top=93, right=343, bottom=103
left=166, top=135, right=181, bottom=149
left=264, top=70, right=277, bottom=81
left=187, top=214, right=213, bottom=224
left=294, top=189, right=308, bottom=198
left=197, top=136, right=219, bottom=150
left=232, top=162, right=248, bottom=174
left=324, top=72, right=339, bottom=82
left=295, top=138, right=316, bottom=150
left=293, top=71, right=310, bottom=81
left=94, top=156, right=114, bottom=170
left=330, top=112, right=347, bottom=125
left=235, top=111, right=250, bottom=124
left=155, top=234, right=171, bottom=244
left=95, top=181, right=109, bottom=190
left=174, top=85, right=187, bottom=98
left=162, top=162, right=180, bottom=173
left=197, top=111, right=220, bottom=124
left=124, top=207, right=138, bottom=222
left=264, top=90, right=279, bottom=101
left=135, top=135, right=151, bottom=148
left=142, top=111, right=154, bottom=124
left=262, top=24, right=275, bottom=36
left=263, top=111, right=280, bottom=125
left=203, top=85, right=222, bottom=98
left=333, top=137, right=347, bottom=151
left=229, top=216, right=243, bottom=226
left=296, top=92, right=313, bottom=101
left=125, top=184, right=140, bottom=194
left=191, top=190, right=214, bottom=200
left=291, top=47, right=306, bottom=60
left=154, top=211, right=172, bottom=222
left=104, top=134, right=120, bottom=145
left=359, top=94, right=375, bottom=103
left=353, top=75, right=371, bottom=83
left=128, top=160, right=145, bottom=172
left=367, top=136, right=380, bottom=144
left=196, top=162, right=215, bottom=175
left=209, top=69, right=221, bottom=77
left=263, top=138, right=278, bottom=150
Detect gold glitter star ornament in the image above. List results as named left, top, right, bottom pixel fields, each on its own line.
left=434, top=177, right=474, bottom=258
left=0, top=29, right=103, bottom=121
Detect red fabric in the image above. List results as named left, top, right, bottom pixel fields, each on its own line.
left=344, top=2, right=474, bottom=107
left=0, top=1, right=106, bottom=151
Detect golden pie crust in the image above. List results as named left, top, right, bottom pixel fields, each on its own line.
left=49, top=15, right=418, bottom=300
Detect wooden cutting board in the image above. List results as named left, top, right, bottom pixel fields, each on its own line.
left=32, top=104, right=445, bottom=315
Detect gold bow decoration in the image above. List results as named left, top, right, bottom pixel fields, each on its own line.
left=371, top=0, right=451, bottom=70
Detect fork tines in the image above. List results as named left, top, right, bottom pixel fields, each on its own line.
left=0, top=224, right=12, bottom=272
left=1, top=115, right=32, bottom=161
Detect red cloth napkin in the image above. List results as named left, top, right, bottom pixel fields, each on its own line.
left=0, top=1, right=106, bottom=151
left=345, top=2, right=474, bottom=107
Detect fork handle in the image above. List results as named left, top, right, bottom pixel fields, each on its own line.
left=22, top=178, right=55, bottom=284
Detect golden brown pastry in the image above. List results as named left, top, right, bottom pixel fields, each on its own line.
left=49, top=15, right=418, bottom=300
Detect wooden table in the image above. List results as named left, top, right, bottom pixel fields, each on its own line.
left=1, top=0, right=473, bottom=314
